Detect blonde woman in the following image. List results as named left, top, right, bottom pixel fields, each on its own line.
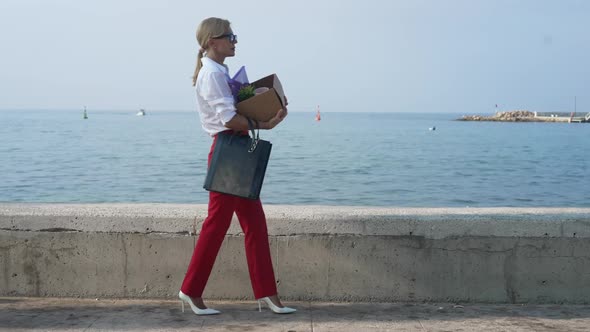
left=178, top=17, right=294, bottom=315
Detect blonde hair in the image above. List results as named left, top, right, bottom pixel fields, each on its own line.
left=192, top=17, right=231, bottom=86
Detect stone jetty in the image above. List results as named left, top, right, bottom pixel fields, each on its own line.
left=458, top=110, right=564, bottom=122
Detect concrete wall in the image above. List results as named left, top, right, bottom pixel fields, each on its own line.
left=1, top=204, right=590, bottom=303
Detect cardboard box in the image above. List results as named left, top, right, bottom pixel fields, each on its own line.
left=236, top=74, right=286, bottom=122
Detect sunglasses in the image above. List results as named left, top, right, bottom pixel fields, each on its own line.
left=212, top=33, right=238, bottom=43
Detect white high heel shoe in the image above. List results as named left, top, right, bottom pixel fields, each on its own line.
left=257, top=297, right=296, bottom=314
left=179, top=291, right=220, bottom=315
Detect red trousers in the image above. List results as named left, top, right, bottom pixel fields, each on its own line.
left=180, top=133, right=278, bottom=299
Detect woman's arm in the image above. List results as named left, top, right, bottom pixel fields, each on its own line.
left=224, top=108, right=288, bottom=130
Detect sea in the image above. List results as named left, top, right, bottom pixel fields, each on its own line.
left=1, top=110, right=588, bottom=207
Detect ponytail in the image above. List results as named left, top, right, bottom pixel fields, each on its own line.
left=192, top=48, right=205, bottom=86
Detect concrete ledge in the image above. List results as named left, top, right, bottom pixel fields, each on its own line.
left=1, top=204, right=590, bottom=303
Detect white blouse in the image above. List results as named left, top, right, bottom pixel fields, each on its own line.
left=195, top=57, right=238, bottom=136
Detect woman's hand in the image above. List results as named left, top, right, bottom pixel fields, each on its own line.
left=267, top=107, right=288, bottom=129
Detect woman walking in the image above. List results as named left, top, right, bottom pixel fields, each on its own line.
left=178, top=17, right=295, bottom=315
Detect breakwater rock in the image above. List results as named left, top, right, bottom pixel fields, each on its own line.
left=459, top=110, right=551, bottom=122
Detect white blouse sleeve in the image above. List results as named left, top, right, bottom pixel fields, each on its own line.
left=199, top=71, right=237, bottom=124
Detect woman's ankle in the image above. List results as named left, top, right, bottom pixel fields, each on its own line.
left=266, top=294, right=283, bottom=307
left=181, top=292, right=208, bottom=309
left=192, top=297, right=207, bottom=309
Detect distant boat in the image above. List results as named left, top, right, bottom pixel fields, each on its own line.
left=315, top=105, right=321, bottom=121
left=136, top=109, right=146, bottom=116
left=429, top=126, right=436, bottom=131
left=83, top=106, right=88, bottom=119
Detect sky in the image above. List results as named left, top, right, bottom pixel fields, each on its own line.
left=1, top=0, right=589, bottom=114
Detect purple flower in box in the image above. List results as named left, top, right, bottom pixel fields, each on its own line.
left=228, top=66, right=249, bottom=102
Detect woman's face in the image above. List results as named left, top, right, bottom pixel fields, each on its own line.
left=210, top=30, right=238, bottom=58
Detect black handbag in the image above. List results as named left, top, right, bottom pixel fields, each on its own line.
left=203, top=118, right=272, bottom=200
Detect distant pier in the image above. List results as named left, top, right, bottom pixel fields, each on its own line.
left=459, top=110, right=590, bottom=123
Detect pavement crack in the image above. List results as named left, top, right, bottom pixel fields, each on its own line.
left=309, top=301, right=314, bottom=332
left=419, top=319, right=427, bottom=331
left=430, top=247, right=515, bottom=254
left=82, top=315, right=102, bottom=332
left=38, top=227, right=81, bottom=232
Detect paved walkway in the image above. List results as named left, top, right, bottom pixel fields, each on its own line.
left=2, top=297, right=590, bottom=331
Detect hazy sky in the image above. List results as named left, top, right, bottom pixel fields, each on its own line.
left=1, top=0, right=589, bottom=113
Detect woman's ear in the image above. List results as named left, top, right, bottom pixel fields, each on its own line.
left=206, top=39, right=216, bottom=50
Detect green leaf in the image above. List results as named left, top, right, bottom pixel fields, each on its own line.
left=237, top=85, right=256, bottom=102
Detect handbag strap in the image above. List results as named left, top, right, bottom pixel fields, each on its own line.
left=246, top=118, right=260, bottom=153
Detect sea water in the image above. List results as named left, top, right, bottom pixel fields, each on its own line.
left=1, top=110, right=588, bottom=207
